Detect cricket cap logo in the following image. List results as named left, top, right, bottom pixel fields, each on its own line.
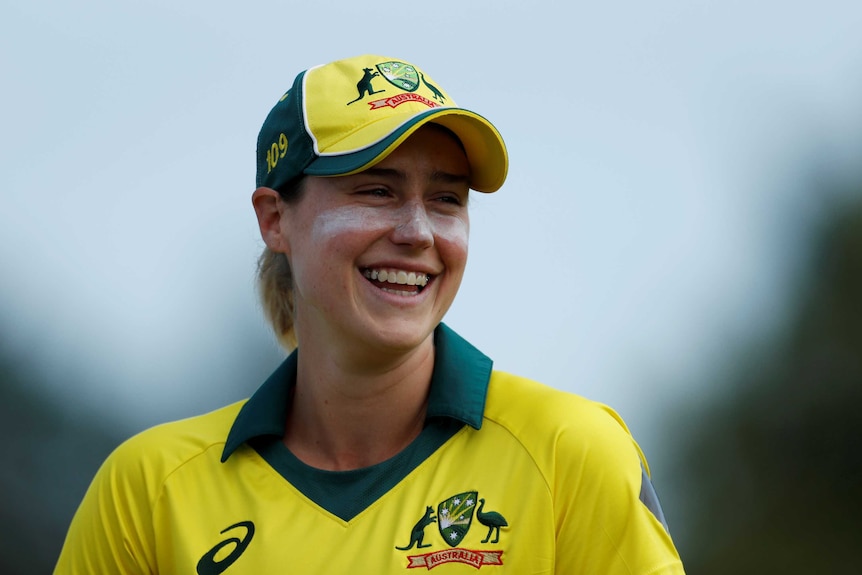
left=437, top=491, right=478, bottom=547
left=376, top=61, right=420, bottom=92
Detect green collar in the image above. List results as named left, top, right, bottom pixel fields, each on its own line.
left=221, top=323, right=492, bottom=462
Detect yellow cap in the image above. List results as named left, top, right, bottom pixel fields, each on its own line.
left=256, top=55, right=508, bottom=193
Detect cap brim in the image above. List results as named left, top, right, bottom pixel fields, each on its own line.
left=304, top=108, right=508, bottom=193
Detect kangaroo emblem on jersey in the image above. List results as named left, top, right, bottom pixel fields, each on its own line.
left=347, top=67, right=386, bottom=105
left=395, top=506, right=437, bottom=550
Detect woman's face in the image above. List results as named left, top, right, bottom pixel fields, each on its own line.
left=279, top=124, right=471, bottom=354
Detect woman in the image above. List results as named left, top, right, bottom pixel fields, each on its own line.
left=56, top=54, right=685, bottom=573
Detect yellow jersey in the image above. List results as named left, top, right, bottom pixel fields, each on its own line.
left=56, top=324, right=684, bottom=574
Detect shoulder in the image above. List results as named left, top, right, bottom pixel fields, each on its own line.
left=484, top=371, right=639, bottom=449
left=483, top=371, right=647, bottom=475
left=55, top=401, right=248, bottom=573
left=483, top=372, right=684, bottom=572
left=102, top=400, right=246, bottom=498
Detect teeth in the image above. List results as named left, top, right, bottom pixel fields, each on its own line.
left=380, top=287, right=417, bottom=297
left=363, top=268, right=430, bottom=287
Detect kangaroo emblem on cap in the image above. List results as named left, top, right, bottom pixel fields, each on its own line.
left=347, top=67, right=386, bottom=105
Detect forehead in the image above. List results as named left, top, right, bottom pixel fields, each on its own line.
left=364, top=123, right=470, bottom=178
left=296, top=124, right=471, bottom=200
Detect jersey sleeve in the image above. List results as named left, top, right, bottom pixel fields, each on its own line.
left=552, top=400, right=685, bottom=574
left=54, top=433, right=160, bottom=575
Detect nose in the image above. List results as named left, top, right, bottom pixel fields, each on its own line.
left=391, top=200, right=434, bottom=249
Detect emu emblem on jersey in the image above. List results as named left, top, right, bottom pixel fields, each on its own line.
left=437, top=491, right=477, bottom=546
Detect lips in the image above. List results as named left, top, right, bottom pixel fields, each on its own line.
left=362, top=268, right=431, bottom=295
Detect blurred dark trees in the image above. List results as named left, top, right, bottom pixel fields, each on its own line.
left=0, top=350, right=122, bottom=575
left=674, top=191, right=862, bottom=572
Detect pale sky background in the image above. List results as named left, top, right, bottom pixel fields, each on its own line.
left=3, top=0, right=862, bottom=472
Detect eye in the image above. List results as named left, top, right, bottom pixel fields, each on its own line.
left=358, top=187, right=391, bottom=198
left=433, top=191, right=468, bottom=207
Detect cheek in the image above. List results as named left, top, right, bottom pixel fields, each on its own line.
left=431, top=215, right=469, bottom=265
left=310, top=206, right=386, bottom=245
left=288, top=209, right=371, bottom=296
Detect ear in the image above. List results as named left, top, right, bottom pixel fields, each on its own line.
left=252, top=187, right=290, bottom=254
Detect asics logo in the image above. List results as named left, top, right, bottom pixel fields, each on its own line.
left=196, top=521, right=255, bottom=575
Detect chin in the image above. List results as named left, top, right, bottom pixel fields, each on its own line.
left=361, top=319, right=438, bottom=354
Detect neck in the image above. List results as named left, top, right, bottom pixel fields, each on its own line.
left=284, top=332, right=436, bottom=471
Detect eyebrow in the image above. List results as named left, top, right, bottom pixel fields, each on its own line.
left=360, top=167, right=470, bottom=185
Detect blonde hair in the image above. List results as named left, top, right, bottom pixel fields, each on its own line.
left=255, top=177, right=305, bottom=351
left=257, top=246, right=296, bottom=350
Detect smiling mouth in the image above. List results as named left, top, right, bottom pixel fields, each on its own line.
left=362, top=268, right=431, bottom=296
